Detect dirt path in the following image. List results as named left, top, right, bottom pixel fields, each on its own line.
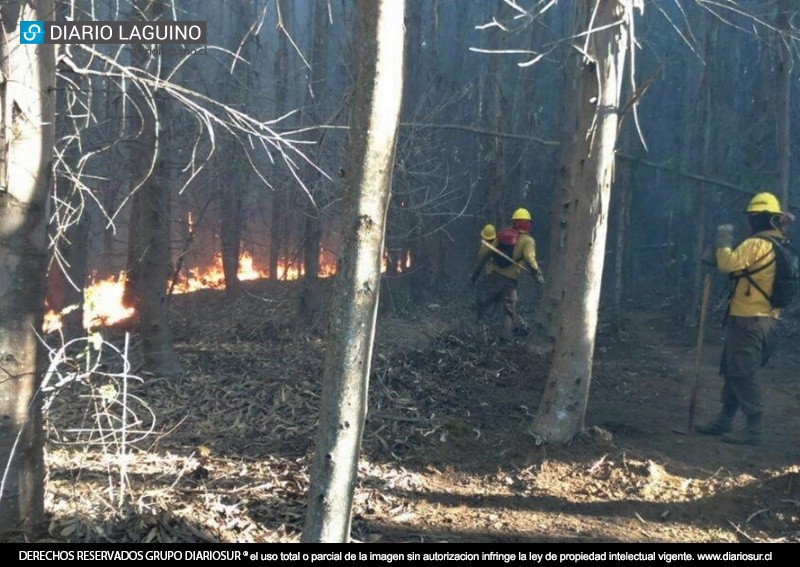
left=355, top=308, right=800, bottom=543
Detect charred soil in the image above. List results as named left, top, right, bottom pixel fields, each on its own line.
left=32, top=280, right=800, bottom=543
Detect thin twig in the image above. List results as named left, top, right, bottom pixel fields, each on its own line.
left=746, top=508, right=769, bottom=524
left=588, top=454, right=608, bottom=474
left=727, top=519, right=758, bottom=543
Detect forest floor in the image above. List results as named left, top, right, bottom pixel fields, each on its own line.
left=32, top=278, right=800, bottom=543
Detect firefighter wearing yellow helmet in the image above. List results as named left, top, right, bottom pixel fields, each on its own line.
left=470, top=224, right=497, bottom=281
left=511, top=208, right=531, bottom=221
left=472, top=207, right=544, bottom=342
left=480, top=224, right=497, bottom=241
left=745, top=192, right=781, bottom=214
left=469, top=225, right=498, bottom=315
left=696, top=191, right=788, bottom=445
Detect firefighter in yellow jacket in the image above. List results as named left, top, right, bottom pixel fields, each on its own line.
left=696, top=192, right=784, bottom=445
left=470, top=224, right=498, bottom=320
left=474, top=208, right=544, bottom=341
left=470, top=224, right=497, bottom=281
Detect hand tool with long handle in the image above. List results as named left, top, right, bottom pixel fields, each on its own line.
left=687, top=272, right=712, bottom=432
left=480, top=239, right=530, bottom=273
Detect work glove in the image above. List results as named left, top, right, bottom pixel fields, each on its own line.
left=534, top=271, right=545, bottom=285
left=779, top=212, right=796, bottom=230
left=715, top=224, right=734, bottom=249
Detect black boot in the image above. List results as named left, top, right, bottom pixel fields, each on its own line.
left=722, top=413, right=762, bottom=446
left=695, top=404, right=737, bottom=435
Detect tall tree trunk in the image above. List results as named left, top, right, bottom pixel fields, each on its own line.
left=302, top=0, right=405, bottom=542
left=219, top=170, right=242, bottom=295
left=775, top=0, right=793, bottom=209
left=531, top=0, right=634, bottom=444
left=611, top=129, right=632, bottom=333
left=303, top=2, right=328, bottom=284
left=675, top=53, right=700, bottom=300
left=303, top=215, right=321, bottom=282
left=536, top=9, right=585, bottom=338
left=483, top=1, right=513, bottom=225
left=488, top=27, right=510, bottom=224
left=269, top=192, right=284, bottom=279
left=0, top=0, right=56, bottom=535
left=403, top=4, right=429, bottom=302
left=270, top=0, right=292, bottom=281
left=686, top=13, right=714, bottom=327
left=300, top=0, right=330, bottom=317
left=124, top=0, right=181, bottom=376
left=217, top=0, right=253, bottom=296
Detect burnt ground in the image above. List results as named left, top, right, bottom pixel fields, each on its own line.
left=29, top=278, right=800, bottom=543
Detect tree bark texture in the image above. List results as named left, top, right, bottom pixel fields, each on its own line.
left=269, top=0, right=292, bottom=281
left=531, top=0, right=633, bottom=444
left=487, top=4, right=511, bottom=226
left=403, top=6, right=430, bottom=302
left=537, top=37, right=582, bottom=338
left=302, top=0, right=405, bottom=543
left=300, top=0, right=331, bottom=320
left=0, top=0, right=56, bottom=536
left=611, top=130, right=632, bottom=333
left=124, top=0, right=181, bottom=376
left=218, top=0, right=257, bottom=296
left=219, top=168, right=242, bottom=295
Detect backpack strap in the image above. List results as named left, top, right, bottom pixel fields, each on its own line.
left=729, top=236, right=777, bottom=303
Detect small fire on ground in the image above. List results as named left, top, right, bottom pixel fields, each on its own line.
left=43, top=249, right=412, bottom=333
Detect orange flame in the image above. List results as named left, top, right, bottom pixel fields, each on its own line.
left=84, top=272, right=136, bottom=328
left=42, top=272, right=135, bottom=333
left=43, top=247, right=410, bottom=333
left=380, top=250, right=413, bottom=274
left=172, top=251, right=268, bottom=294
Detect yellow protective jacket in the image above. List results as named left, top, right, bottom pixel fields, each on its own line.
left=478, top=231, right=541, bottom=281
left=470, top=239, right=497, bottom=280
left=716, top=229, right=783, bottom=318
left=478, top=238, right=495, bottom=257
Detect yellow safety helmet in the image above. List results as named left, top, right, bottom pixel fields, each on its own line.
left=480, top=224, right=496, bottom=241
left=746, top=192, right=782, bottom=214
left=511, top=208, right=532, bottom=222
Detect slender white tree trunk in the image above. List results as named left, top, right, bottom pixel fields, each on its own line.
left=531, top=0, right=635, bottom=444
left=302, top=0, right=405, bottom=543
left=0, top=0, right=56, bottom=535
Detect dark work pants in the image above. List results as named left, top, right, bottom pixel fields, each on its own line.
left=719, top=316, right=776, bottom=417
left=476, top=273, right=519, bottom=340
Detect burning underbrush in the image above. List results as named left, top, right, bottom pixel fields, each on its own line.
left=43, top=248, right=412, bottom=334
left=39, top=284, right=545, bottom=542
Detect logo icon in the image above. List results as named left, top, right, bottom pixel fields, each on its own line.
left=20, top=21, right=44, bottom=44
